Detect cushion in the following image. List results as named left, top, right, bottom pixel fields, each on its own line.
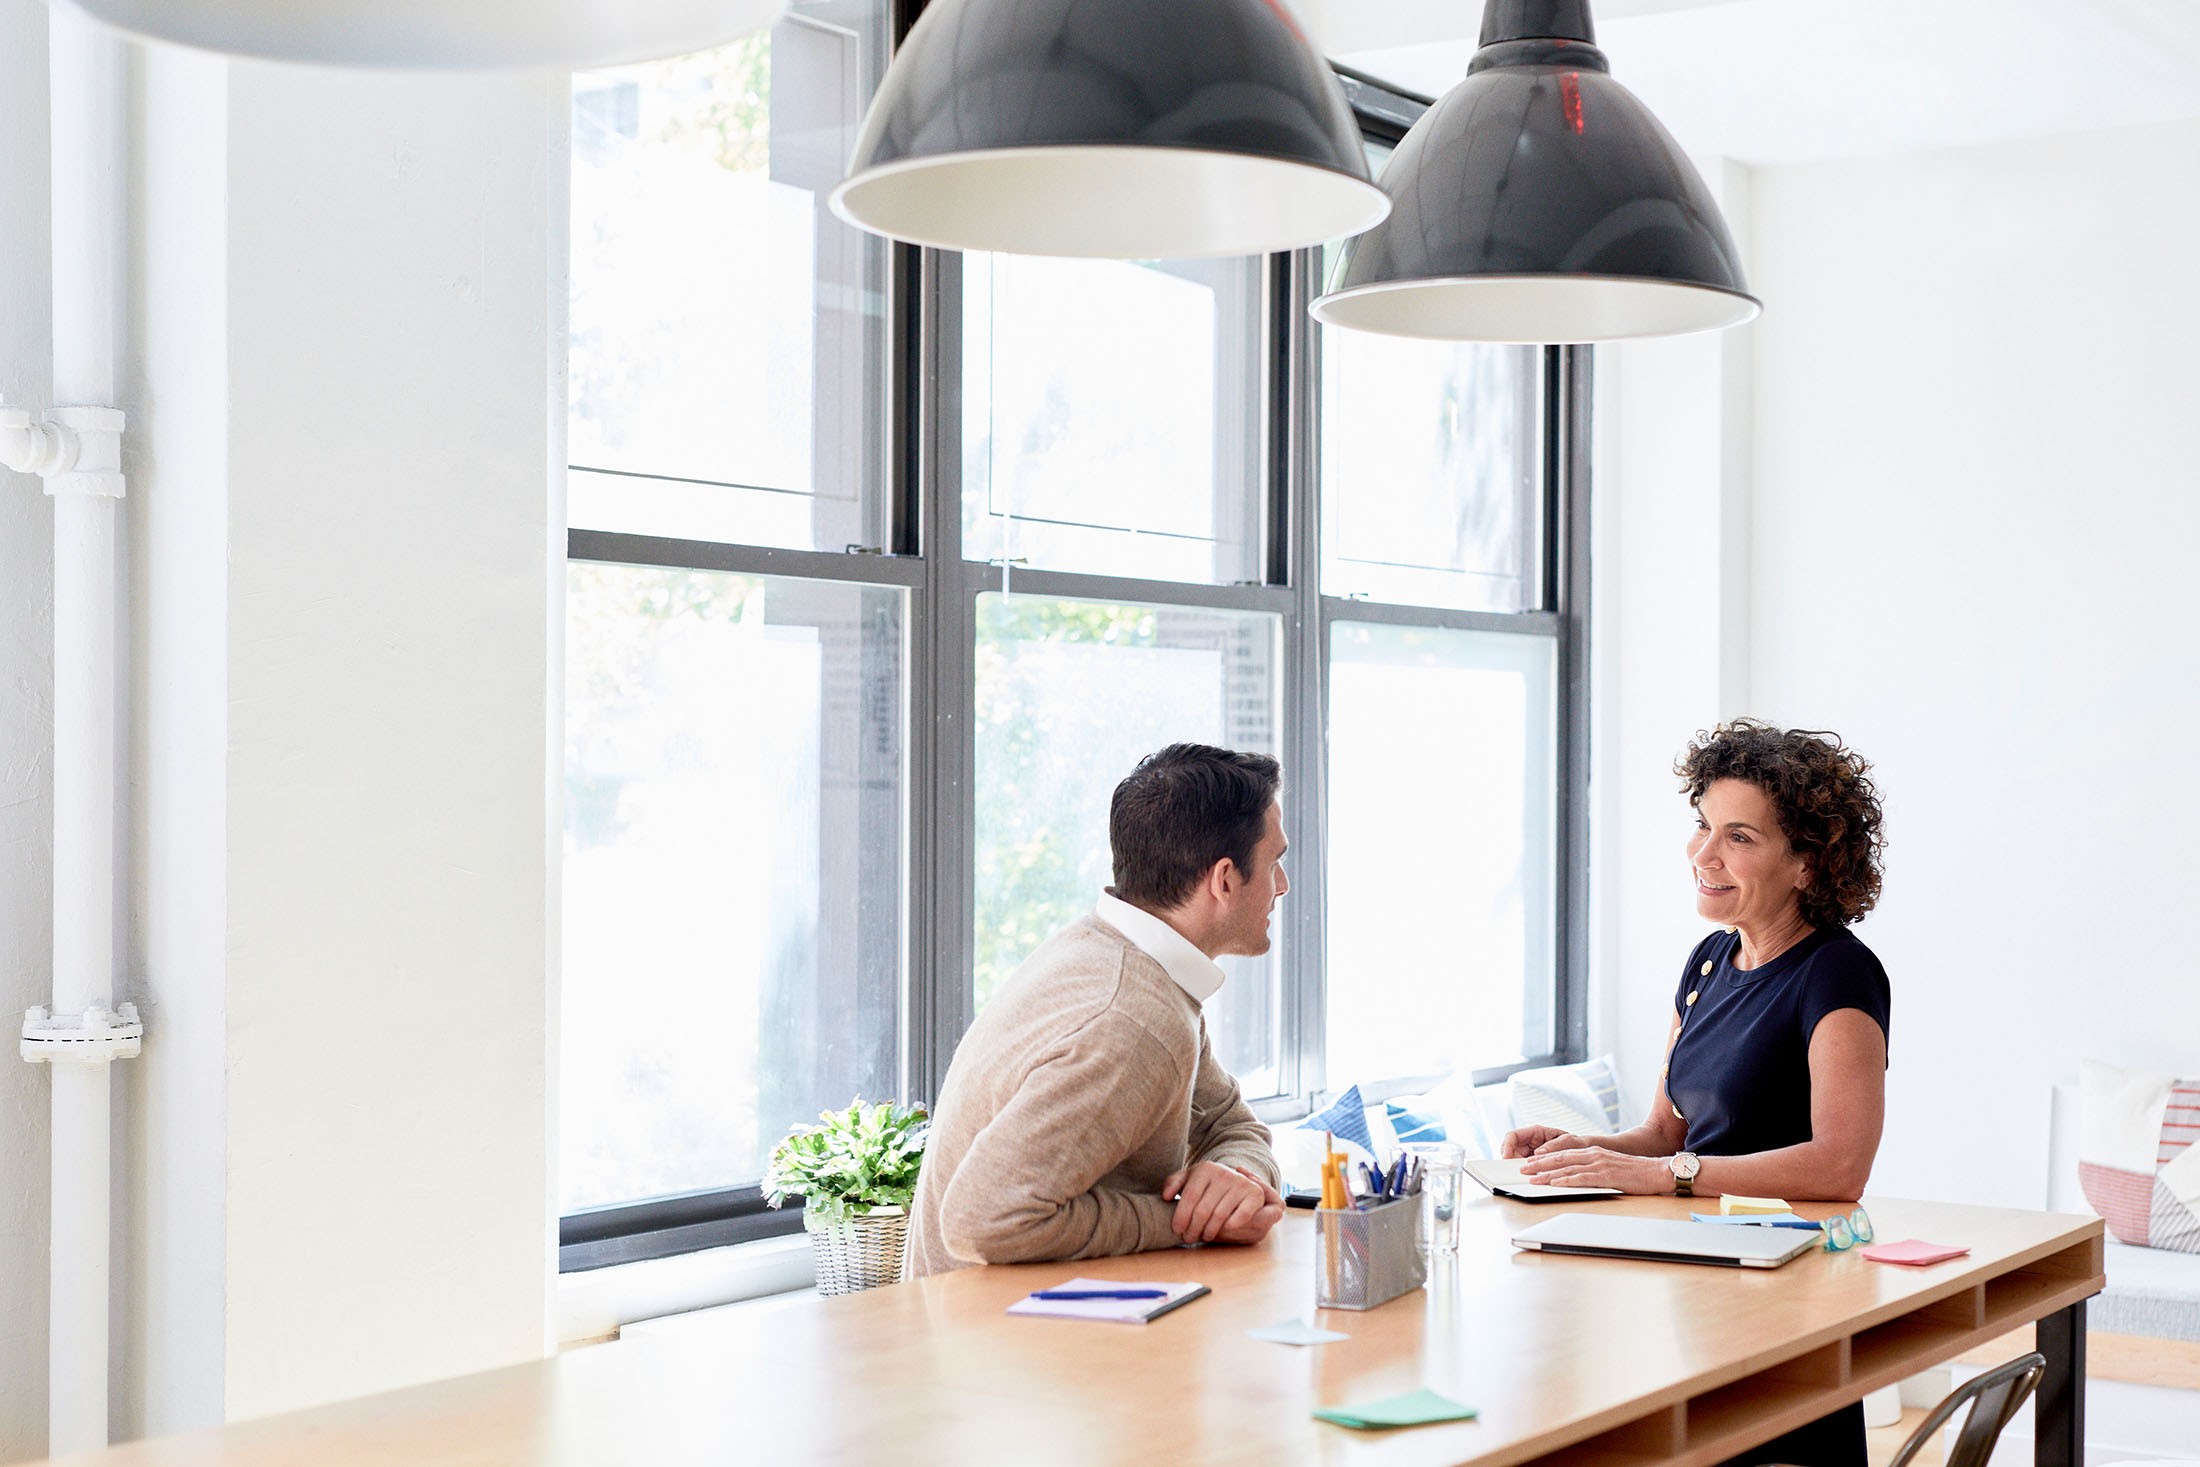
left=1384, top=1077, right=1500, bottom=1158
left=1385, top=1097, right=1449, bottom=1148
left=1509, top=1055, right=1624, bottom=1137
left=1281, top=1084, right=1384, bottom=1193
left=2077, top=1058, right=2200, bottom=1252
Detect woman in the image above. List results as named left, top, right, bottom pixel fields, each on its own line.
left=1504, top=719, right=1890, bottom=1467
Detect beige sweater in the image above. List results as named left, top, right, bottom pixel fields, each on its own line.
left=908, top=913, right=1279, bottom=1276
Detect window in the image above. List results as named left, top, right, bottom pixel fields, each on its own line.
left=561, top=51, right=1586, bottom=1269
left=960, top=254, right=1264, bottom=584
left=568, top=6, right=888, bottom=551
left=972, top=596, right=1282, bottom=1090
left=561, top=564, right=903, bottom=1214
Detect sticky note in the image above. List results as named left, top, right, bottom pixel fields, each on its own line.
left=1861, top=1239, right=1970, bottom=1266
left=1246, top=1318, right=1349, bottom=1346
left=1720, top=1194, right=1792, bottom=1215
left=1314, top=1388, right=1479, bottom=1430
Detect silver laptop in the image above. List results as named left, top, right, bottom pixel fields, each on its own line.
left=1512, top=1213, right=1818, bottom=1268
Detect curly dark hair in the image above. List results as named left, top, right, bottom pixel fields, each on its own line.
left=1675, top=719, right=1885, bottom=928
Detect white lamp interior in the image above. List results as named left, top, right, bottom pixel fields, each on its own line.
left=831, top=146, right=1390, bottom=261
left=1311, top=275, right=1761, bottom=345
left=57, top=0, right=789, bottom=68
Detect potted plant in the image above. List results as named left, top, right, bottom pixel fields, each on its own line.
left=763, top=1097, right=928, bottom=1296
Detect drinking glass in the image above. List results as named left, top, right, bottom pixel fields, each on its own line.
left=1401, top=1142, right=1464, bottom=1254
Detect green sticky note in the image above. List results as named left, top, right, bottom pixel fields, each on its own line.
left=1314, top=1388, right=1479, bottom=1430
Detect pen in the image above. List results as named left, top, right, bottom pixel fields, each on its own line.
left=1028, top=1288, right=1169, bottom=1300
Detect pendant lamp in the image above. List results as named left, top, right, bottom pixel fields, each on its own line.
left=830, top=0, right=1388, bottom=260
left=1311, top=0, right=1758, bottom=344
left=50, top=0, right=789, bottom=69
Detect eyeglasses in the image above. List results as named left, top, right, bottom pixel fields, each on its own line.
left=1823, top=1207, right=1875, bottom=1252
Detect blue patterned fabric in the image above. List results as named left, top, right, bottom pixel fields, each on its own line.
left=1298, top=1084, right=1376, bottom=1157
left=1385, top=1099, right=1448, bottom=1147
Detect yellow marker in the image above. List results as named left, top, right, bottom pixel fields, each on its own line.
left=1721, top=1193, right=1792, bottom=1215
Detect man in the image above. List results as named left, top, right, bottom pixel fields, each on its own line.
left=908, top=743, right=1290, bottom=1276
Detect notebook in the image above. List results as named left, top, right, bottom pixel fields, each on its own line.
left=1463, top=1157, right=1623, bottom=1204
left=1005, top=1278, right=1210, bottom=1323
left=1512, top=1213, right=1819, bottom=1268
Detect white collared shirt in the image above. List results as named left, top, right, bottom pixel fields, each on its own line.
left=1094, top=890, right=1225, bottom=1005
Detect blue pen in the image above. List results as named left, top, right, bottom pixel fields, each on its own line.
left=1028, top=1288, right=1169, bottom=1300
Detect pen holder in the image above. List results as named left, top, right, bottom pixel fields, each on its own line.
left=1314, top=1197, right=1426, bottom=1311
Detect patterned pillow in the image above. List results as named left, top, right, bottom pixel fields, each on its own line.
left=2077, top=1058, right=2200, bottom=1253
left=1509, top=1055, right=1624, bottom=1137
left=1385, top=1098, right=1448, bottom=1146
left=1297, top=1084, right=1377, bottom=1160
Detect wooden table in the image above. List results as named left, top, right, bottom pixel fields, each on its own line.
left=48, top=1194, right=2103, bottom=1467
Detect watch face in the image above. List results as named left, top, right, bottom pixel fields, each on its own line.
left=1673, top=1153, right=1701, bottom=1179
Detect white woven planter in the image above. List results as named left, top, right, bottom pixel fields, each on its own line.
left=805, top=1205, right=910, bottom=1296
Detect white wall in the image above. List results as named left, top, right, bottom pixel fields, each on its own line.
left=0, top=20, right=562, bottom=1458
left=1595, top=118, right=2200, bottom=1209
left=212, top=59, right=560, bottom=1421
left=1743, top=116, right=2200, bottom=1205
left=119, top=39, right=232, bottom=1443
left=1589, top=161, right=1758, bottom=1116
left=0, top=3, right=54, bottom=1456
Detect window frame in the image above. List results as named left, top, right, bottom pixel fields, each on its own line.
left=559, top=43, right=1590, bottom=1273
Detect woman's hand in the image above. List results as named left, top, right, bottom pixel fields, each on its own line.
left=1500, top=1126, right=1585, bottom=1159
left=1517, top=1146, right=1673, bottom=1194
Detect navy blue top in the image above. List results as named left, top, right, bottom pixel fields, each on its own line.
left=1664, top=926, right=1891, bottom=1158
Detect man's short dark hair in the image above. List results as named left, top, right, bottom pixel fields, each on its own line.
left=1109, top=743, right=1282, bottom=911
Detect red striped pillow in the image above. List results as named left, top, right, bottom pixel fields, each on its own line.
left=2078, top=1061, right=2200, bottom=1252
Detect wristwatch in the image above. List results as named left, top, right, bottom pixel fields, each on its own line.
left=1668, top=1152, right=1701, bottom=1198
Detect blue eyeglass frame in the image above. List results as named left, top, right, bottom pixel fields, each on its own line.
left=1822, top=1207, right=1875, bottom=1252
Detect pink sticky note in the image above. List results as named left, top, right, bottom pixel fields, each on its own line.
left=1861, top=1239, right=1970, bottom=1266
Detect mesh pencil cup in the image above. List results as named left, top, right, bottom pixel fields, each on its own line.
left=1315, top=1196, right=1426, bottom=1310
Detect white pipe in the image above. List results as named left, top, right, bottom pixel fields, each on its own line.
left=45, top=5, right=129, bottom=1455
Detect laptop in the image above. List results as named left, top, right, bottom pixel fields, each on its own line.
left=1512, top=1212, right=1819, bottom=1268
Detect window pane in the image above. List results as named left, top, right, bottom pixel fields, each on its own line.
left=562, top=563, right=904, bottom=1211
left=1325, top=621, right=1557, bottom=1080
left=1319, top=232, right=1541, bottom=611
left=569, top=2, right=889, bottom=550
left=961, top=255, right=1264, bottom=585
left=972, top=595, right=1281, bottom=1092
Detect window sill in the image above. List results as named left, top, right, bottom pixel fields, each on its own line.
left=555, top=1231, right=817, bottom=1347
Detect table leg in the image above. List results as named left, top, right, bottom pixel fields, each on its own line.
left=2034, top=1301, right=2086, bottom=1467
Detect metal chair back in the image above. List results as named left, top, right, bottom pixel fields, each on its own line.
left=1889, top=1351, right=2048, bottom=1467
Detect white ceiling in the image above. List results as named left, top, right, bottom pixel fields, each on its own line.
left=1301, top=0, right=2200, bottom=166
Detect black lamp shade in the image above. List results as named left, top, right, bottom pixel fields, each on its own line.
left=830, top=0, right=1389, bottom=259
left=1311, top=0, right=1758, bottom=343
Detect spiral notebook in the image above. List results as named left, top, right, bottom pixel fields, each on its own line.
left=1005, top=1277, right=1210, bottom=1323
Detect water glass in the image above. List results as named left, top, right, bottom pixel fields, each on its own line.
left=1401, top=1142, right=1464, bottom=1254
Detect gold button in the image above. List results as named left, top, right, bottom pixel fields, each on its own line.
left=1723, top=926, right=1736, bottom=934
left=1699, top=960, right=1713, bottom=976
left=1671, top=1104, right=1685, bottom=1120
left=1659, top=1063, right=1669, bottom=1080
left=1686, top=991, right=1699, bottom=1006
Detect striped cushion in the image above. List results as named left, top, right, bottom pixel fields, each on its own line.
left=2077, top=1059, right=2200, bottom=1253
left=1509, top=1055, right=1624, bottom=1137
